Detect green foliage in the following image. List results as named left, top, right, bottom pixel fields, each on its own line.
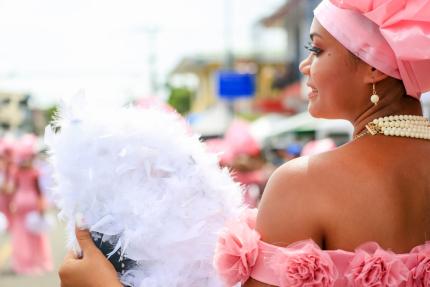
left=44, top=105, right=58, bottom=124
left=167, top=86, right=194, bottom=115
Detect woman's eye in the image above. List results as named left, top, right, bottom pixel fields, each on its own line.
left=305, top=43, right=322, bottom=56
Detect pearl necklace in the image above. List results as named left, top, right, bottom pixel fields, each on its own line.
left=354, top=115, right=430, bottom=140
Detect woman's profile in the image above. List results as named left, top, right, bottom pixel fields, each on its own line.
left=58, top=0, right=430, bottom=286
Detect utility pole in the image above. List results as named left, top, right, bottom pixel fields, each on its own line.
left=222, top=0, right=235, bottom=116
left=136, top=25, right=159, bottom=95
left=224, top=0, right=234, bottom=70
left=146, top=26, right=159, bottom=95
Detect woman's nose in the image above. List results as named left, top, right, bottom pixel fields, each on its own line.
left=299, top=54, right=312, bottom=76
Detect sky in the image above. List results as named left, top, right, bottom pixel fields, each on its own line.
left=0, top=0, right=286, bottom=107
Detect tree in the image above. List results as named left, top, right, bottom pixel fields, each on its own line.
left=167, top=86, right=194, bottom=115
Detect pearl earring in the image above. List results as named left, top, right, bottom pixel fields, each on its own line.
left=370, top=82, right=379, bottom=105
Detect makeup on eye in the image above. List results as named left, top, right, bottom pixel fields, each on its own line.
left=305, top=42, right=322, bottom=56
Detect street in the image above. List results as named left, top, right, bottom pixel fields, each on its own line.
left=0, top=215, right=67, bottom=287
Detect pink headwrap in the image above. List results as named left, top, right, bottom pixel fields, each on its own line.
left=314, top=0, right=430, bottom=99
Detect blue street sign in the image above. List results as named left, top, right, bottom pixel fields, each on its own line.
left=216, top=71, right=256, bottom=100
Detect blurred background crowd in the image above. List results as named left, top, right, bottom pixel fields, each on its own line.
left=0, top=0, right=429, bottom=286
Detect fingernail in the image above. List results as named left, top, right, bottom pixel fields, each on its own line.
left=75, top=212, right=85, bottom=229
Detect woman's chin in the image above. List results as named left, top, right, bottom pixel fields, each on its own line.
left=307, top=101, right=323, bottom=118
left=308, top=103, right=344, bottom=120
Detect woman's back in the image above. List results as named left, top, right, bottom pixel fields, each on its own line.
left=306, top=136, right=430, bottom=253
left=233, top=138, right=430, bottom=286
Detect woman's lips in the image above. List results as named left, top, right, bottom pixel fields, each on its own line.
left=308, top=90, right=318, bottom=99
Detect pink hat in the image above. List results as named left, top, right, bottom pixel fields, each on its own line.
left=205, top=120, right=260, bottom=165
left=314, top=0, right=430, bottom=99
left=205, top=138, right=234, bottom=165
left=14, top=134, right=37, bottom=163
left=224, top=120, right=260, bottom=156
left=0, top=137, right=15, bottom=156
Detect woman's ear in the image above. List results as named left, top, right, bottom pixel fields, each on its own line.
left=363, top=66, right=389, bottom=84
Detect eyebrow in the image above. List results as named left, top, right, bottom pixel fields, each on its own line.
left=310, top=33, right=323, bottom=40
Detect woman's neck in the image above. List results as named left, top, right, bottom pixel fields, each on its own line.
left=351, top=83, right=423, bottom=137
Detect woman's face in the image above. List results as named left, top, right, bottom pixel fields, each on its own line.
left=299, top=19, right=368, bottom=120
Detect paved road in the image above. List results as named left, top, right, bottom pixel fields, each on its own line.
left=0, top=218, right=67, bottom=287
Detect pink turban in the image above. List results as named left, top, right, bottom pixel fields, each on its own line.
left=314, top=0, right=430, bottom=99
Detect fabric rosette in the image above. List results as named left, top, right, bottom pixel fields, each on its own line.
left=237, top=208, right=258, bottom=230
left=406, top=243, right=430, bottom=286
left=270, top=240, right=338, bottom=287
left=213, top=209, right=260, bottom=286
left=345, top=242, right=409, bottom=286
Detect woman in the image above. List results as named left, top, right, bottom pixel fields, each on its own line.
left=10, top=137, right=53, bottom=275
left=59, top=0, right=430, bottom=286
left=0, top=139, right=15, bottom=231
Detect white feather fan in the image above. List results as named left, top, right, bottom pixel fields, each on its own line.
left=45, top=95, right=242, bottom=287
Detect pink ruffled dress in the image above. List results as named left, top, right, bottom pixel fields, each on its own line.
left=0, top=167, right=15, bottom=230
left=10, top=168, right=53, bottom=275
left=214, top=209, right=430, bottom=287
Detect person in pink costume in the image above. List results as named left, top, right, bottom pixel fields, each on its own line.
left=59, top=0, right=430, bottom=286
left=206, top=119, right=269, bottom=208
left=0, top=139, right=16, bottom=231
left=10, top=135, right=53, bottom=275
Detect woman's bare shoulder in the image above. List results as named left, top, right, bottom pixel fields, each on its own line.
left=256, top=154, right=336, bottom=246
left=256, top=140, right=430, bottom=250
left=255, top=144, right=370, bottom=243
left=264, top=146, right=354, bottom=197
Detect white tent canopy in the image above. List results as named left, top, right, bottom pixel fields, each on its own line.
left=188, top=104, right=233, bottom=137
left=250, top=112, right=353, bottom=145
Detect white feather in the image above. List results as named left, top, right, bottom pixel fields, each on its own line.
left=45, top=95, right=243, bottom=287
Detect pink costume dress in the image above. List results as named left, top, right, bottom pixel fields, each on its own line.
left=214, top=209, right=430, bottom=287
left=10, top=168, right=52, bottom=275
left=0, top=167, right=13, bottom=230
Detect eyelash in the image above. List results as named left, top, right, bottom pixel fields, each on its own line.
left=305, top=43, right=322, bottom=56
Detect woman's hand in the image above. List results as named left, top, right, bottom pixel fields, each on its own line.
left=59, top=228, right=123, bottom=287
left=36, top=197, right=47, bottom=214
